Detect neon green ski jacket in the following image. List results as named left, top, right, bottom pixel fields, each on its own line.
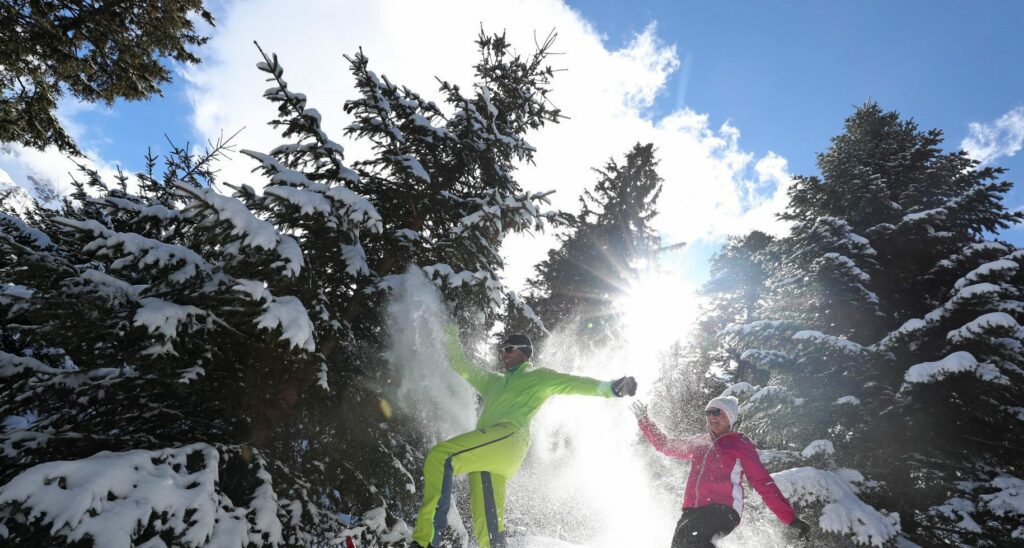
left=443, top=325, right=615, bottom=430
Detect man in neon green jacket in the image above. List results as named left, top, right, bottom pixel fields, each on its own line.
left=410, top=326, right=637, bottom=548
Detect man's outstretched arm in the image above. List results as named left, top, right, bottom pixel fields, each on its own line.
left=442, top=324, right=499, bottom=393
left=538, top=368, right=636, bottom=399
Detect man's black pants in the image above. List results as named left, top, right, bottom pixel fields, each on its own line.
left=670, top=504, right=741, bottom=548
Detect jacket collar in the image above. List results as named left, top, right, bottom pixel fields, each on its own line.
left=504, top=360, right=531, bottom=375
left=711, top=430, right=739, bottom=442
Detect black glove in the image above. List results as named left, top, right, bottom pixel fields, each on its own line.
left=789, top=517, right=811, bottom=541
left=611, top=376, right=637, bottom=397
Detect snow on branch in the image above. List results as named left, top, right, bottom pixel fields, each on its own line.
left=901, top=350, right=1008, bottom=387
left=792, top=330, right=870, bottom=356
left=801, top=439, right=836, bottom=459
left=0, top=444, right=285, bottom=547
left=739, top=348, right=792, bottom=369
left=947, top=312, right=1024, bottom=344
left=91, top=196, right=180, bottom=224
left=451, top=188, right=558, bottom=238
left=234, top=280, right=316, bottom=352
left=421, top=264, right=505, bottom=311
left=173, top=182, right=303, bottom=277
left=719, top=320, right=801, bottom=345
left=0, top=350, right=63, bottom=377
left=982, top=475, right=1024, bottom=526
left=241, top=150, right=382, bottom=233
left=935, top=241, right=1010, bottom=271
left=507, top=290, right=548, bottom=334
left=54, top=217, right=211, bottom=284
left=0, top=212, right=53, bottom=250
left=952, top=258, right=1019, bottom=290
left=773, top=467, right=900, bottom=546
left=132, top=297, right=213, bottom=357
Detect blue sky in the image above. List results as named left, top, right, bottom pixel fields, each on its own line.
left=5, top=0, right=1024, bottom=287
left=571, top=0, right=1024, bottom=175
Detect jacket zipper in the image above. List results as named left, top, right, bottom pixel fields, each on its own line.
left=693, top=434, right=724, bottom=504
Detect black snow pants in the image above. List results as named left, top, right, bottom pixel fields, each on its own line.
left=670, top=504, right=741, bottom=548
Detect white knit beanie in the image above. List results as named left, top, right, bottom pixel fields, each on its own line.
left=705, top=396, right=739, bottom=427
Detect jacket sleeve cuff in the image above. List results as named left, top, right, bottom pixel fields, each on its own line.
left=597, top=381, right=614, bottom=397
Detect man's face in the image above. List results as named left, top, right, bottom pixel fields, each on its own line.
left=705, top=407, right=731, bottom=436
left=500, top=345, right=528, bottom=370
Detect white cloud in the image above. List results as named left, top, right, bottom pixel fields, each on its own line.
left=0, top=142, right=119, bottom=210
left=184, top=0, right=794, bottom=289
left=962, top=106, right=1024, bottom=164
left=0, top=96, right=122, bottom=211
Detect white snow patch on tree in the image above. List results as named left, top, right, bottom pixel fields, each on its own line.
left=953, top=259, right=1019, bottom=290
left=133, top=298, right=207, bottom=339
left=947, top=312, right=1023, bottom=344
left=801, top=439, right=836, bottom=459
left=255, top=295, right=316, bottom=352
left=0, top=211, right=52, bottom=248
left=981, top=475, right=1024, bottom=518
left=835, top=395, right=861, bottom=405
left=0, top=444, right=284, bottom=547
left=792, top=330, right=868, bottom=355
left=721, top=382, right=756, bottom=398
left=773, top=466, right=900, bottom=546
left=0, top=350, right=63, bottom=377
left=951, top=282, right=1004, bottom=301
left=903, top=351, right=978, bottom=385
left=0, top=283, right=33, bottom=301
left=233, top=279, right=272, bottom=303
left=57, top=218, right=211, bottom=284
left=931, top=497, right=982, bottom=533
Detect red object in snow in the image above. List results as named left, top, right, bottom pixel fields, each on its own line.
left=345, top=536, right=356, bottom=548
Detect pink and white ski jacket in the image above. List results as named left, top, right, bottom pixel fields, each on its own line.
left=637, top=416, right=796, bottom=525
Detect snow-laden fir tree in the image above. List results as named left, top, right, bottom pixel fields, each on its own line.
left=694, top=103, right=1022, bottom=547
left=0, top=31, right=567, bottom=547
left=0, top=141, right=337, bottom=546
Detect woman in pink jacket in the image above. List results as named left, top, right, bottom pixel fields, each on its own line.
left=633, top=396, right=811, bottom=547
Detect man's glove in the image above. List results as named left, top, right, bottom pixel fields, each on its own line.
left=789, top=517, right=811, bottom=541
left=611, top=376, right=637, bottom=397
left=630, top=401, right=648, bottom=419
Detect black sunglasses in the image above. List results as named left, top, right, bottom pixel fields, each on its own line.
left=705, top=408, right=723, bottom=417
left=502, top=344, right=530, bottom=354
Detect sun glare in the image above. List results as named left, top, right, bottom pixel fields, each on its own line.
left=617, top=270, right=701, bottom=383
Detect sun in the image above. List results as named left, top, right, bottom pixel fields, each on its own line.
left=616, top=268, right=701, bottom=375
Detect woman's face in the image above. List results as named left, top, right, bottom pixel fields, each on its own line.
left=705, top=407, right=731, bottom=436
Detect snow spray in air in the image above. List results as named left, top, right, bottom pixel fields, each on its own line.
left=504, top=273, right=793, bottom=547
left=383, top=266, right=477, bottom=440
left=382, top=266, right=475, bottom=546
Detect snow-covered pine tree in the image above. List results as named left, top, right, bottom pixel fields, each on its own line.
left=878, top=243, right=1024, bottom=546
left=236, top=32, right=569, bottom=529
left=0, top=141, right=343, bottom=545
left=779, top=103, right=1023, bottom=546
left=340, top=30, right=562, bottom=331
left=696, top=103, right=1022, bottom=546
left=526, top=142, right=663, bottom=342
